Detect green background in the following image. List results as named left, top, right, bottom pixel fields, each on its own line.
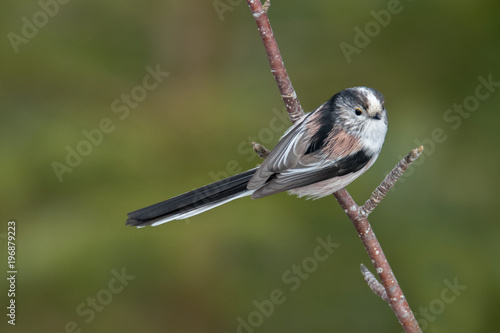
left=1, top=0, right=499, bottom=332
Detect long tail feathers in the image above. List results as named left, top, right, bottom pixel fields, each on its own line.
left=126, top=168, right=257, bottom=227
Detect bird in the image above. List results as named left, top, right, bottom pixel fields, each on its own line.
left=126, top=87, right=388, bottom=227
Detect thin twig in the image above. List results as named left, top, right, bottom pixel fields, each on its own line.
left=262, top=0, right=271, bottom=12
left=246, top=2, right=422, bottom=332
left=360, top=264, right=389, bottom=303
left=252, top=142, right=271, bottom=159
left=246, top=0, right=304, bottom=124
left=360, top=146, right=424, bottom=217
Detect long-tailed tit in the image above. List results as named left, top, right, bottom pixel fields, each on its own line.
left=127, top=87, right=388, bottom=227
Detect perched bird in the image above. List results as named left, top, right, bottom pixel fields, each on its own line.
left=127, top=87, right=388, bottom=227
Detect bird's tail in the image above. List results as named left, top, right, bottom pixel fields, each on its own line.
left=126, top=168, right=257, bottom=227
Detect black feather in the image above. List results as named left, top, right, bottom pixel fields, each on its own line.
left=305, top=99, right=335, bottom=155
left=332, top=149, right=371, bottom=176
left=126, top=168, right=257, bottom=226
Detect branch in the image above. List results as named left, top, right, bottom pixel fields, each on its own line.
left=247, top=0, right=304, bottom=124
left=246, top=2, right=422, bottom=332
left=360, top=146, right=424, bottom=217
left=333, top=189, right=421, bottom=332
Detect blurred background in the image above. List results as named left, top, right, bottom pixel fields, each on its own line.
left=1, top=0, right=499, bottom=332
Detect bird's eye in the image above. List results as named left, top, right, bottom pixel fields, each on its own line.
left=355, top=108, right=363, bottom=116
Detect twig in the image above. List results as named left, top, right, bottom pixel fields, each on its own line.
left=246, top=0, right=304, bottom=124
left=246, top=2, right=422, bottom=332
left=252, top=142, right=271, bottom=159
left=360, top=146, right=424, bottom=217
left=360, top=264, right=389, bottom=303
left=262, top=0, right=271, bottom=12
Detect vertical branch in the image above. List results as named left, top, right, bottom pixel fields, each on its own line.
left=246, top=2, right=422, bottom=332
left=247, top=0, right=305, bottom=124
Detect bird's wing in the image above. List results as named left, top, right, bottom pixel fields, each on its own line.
left=251, top=149, right=372, bottom=198
left=247, top=114, right=313, bottom=190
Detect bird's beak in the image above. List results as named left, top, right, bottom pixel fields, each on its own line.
left=373, top=112, right=382, bottom=120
